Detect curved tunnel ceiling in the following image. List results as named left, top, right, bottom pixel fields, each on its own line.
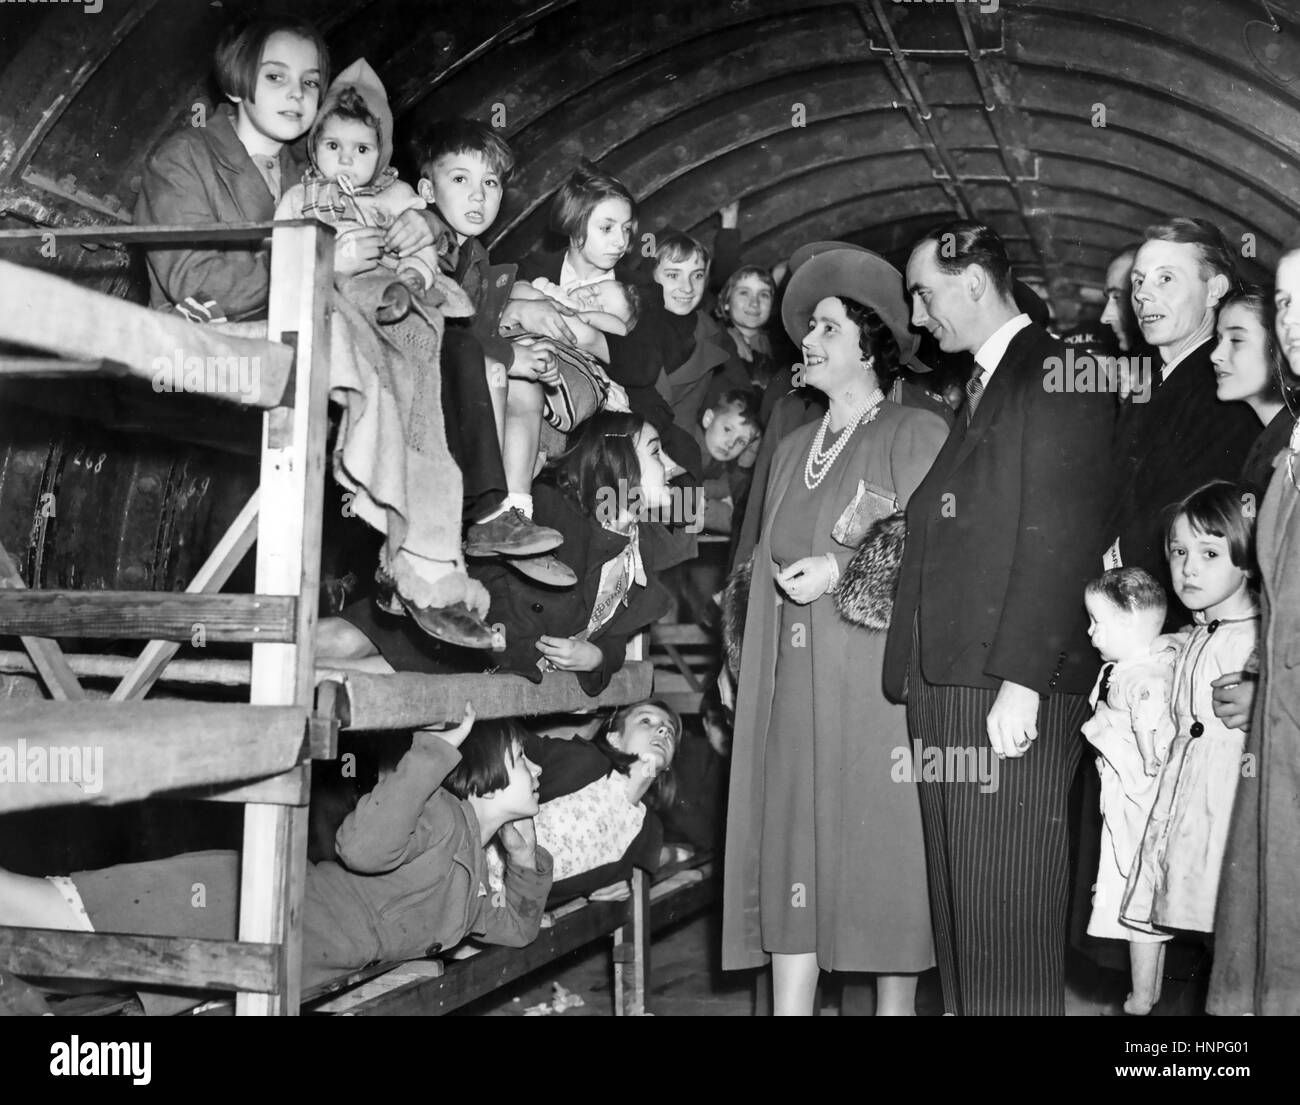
left=2, top=0, right=1299, bottom=324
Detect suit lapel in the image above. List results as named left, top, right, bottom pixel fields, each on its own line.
left=948, top=327, right=1036, bottom=471
left=1121, top=341, right=1212, bottom=475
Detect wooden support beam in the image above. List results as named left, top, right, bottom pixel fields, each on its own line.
left=186, top=766, right=313, bottom=807
left=659, top=642, right=703, bottom=693
left=0, top=651, right=396, bottom=690
left=0, top=259, right=294, bottom=408
left=237, top=220, right=332, bottom=1017
left=335, top=899, right=634, bottom=1016
left=650, top=624, right=716, bottom=646
left=614, top=869, right=652, bottom=1016
left=336, top=661, right=655, bottom=732
left=0, top=358, right=133, bottom=378
left=112, top=491, right=260, bottom=700
left=0, top=541, right=84, bottom=702
left=0, top=928, right=278, bottom=994
left=0, top=651, right=252, bottom=685
left=0, top=221, right=311, bottom=246
left=313, top=860, right=716, bottom=1017
left=0, top=702, right=308, bottom=812
left=0, top=591, right=296, bottom=643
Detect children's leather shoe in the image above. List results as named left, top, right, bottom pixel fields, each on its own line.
left=402, top=598, right=503, bottom=651
left=374, top=574, right=503, bottom=651
left=465, top=508, right=563, bottom=557
left=505, top=552, right=578, bottom=587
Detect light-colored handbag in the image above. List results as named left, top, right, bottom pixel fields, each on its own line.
left=832, top=478, right=899, bottom=548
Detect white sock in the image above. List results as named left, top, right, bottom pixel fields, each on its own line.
left=506, top=492, right=534, bottom=518
left=477, top=493, right=534, bottom=524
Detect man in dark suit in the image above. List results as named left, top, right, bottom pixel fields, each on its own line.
left=1103, top=218, right=1260, bottom=591
left=883, top=221, right=1115, bottom=1015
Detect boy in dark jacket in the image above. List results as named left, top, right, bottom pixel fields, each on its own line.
left=412, top=120, right=581, bottom=586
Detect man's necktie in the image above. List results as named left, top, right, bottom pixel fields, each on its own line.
left=965, top=373, right=986, bottom=424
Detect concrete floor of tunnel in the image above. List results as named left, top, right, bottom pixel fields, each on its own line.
left=458, top=906, right=1212, bottom=1016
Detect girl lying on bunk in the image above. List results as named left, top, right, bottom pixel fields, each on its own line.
left=494, top=698, right=681, bottom=906
left=321, top=411, right=698, bottom=695
left=0, top=705, right=553, bottom=1014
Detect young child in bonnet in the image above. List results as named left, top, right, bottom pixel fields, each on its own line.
left=1081, top=566, right=1179, bottom=1015
left=276, top=58, right=461, bottom=324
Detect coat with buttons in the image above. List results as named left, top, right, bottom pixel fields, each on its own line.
left=883, top=322, right=1116, bottom=699
left=472, top=483, right=690, bottom=695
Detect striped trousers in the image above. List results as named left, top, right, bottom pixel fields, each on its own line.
left=908, top=641, right=1088, bottom=1015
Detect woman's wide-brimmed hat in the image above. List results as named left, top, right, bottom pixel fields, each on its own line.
left=781, top=241, right=931, bottom=373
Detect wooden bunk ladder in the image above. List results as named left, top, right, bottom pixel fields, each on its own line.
left=0, top=221, right=332, bottom=1014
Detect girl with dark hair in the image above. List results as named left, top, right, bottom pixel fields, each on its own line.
left=516, top=162, right=637, bottom=290
left=1209, top=244, right=1300, bottom=1016
left=317, top=412, right=693, bottom=694
left=722, top=246, right=947, bottom=1015
left=1121, top=482, right=1260, bottom=952
left=1210, top=285, right=1299, bottom=493
left=0, top=707, right=552, bottom=1014
left=470, top=412, right=691, bottom=692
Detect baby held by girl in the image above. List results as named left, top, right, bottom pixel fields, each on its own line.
left=1084, top=481, right=1259, bottom=1015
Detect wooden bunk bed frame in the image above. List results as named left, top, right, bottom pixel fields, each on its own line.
left=0, top=220, right=716, bottom=1017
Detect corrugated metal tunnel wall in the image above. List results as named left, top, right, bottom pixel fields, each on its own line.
left=1, top=0, right=1298, bottom=323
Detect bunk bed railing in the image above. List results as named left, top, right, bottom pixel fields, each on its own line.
left=0, top=219, right=332, bottom=1015
left=0, top=219, right=712, bottom=1017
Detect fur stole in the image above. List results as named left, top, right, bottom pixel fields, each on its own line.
left=717, top=510, right=905, bottom=677
left=833, top=511, right=906, bottom=630
left=719, top=555, right=751, bottom=679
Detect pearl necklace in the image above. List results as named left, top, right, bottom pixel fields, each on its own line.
left=804, top=389, right=885, bottom=490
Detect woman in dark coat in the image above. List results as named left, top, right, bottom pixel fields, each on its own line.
left=721, top=246, right=947, bottom=1015
left=1208, top=248, right=1300, bottom=1015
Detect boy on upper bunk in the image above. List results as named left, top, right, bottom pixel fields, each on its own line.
left=412, top=119, right=586, bottom=588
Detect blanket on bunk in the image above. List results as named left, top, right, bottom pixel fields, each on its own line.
left=213, top=276, right=472, bottom=583
left=327, top=273, right=474, bottom=592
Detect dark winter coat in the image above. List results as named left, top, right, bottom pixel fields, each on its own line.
left=474, top=483, right=690, bottom=695
left=1105, top=339, right=1260, bottom=587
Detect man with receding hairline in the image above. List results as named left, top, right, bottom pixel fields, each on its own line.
left=1103, top=217, right=1260, bottom=591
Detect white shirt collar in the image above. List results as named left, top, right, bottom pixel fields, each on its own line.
left=972, top=313, right=1032, bottom=384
